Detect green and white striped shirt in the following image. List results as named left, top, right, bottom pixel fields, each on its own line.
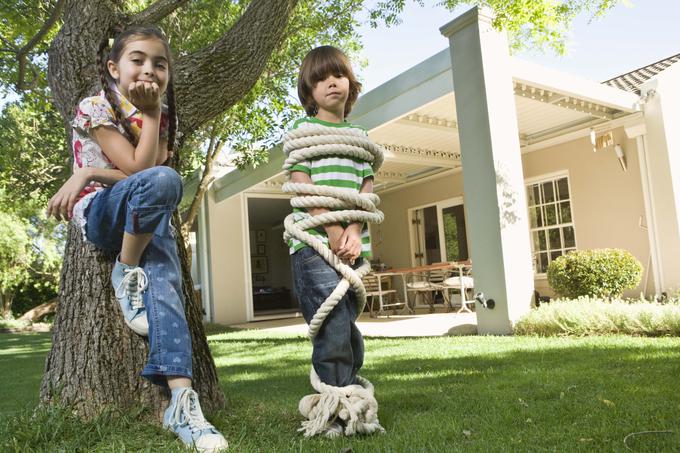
left=287, top=117, right=374, bottom=257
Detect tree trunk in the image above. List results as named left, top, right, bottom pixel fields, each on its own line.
left=1, top=293, right=13, bottom=319
left=40, top=221, right=224, bottom=421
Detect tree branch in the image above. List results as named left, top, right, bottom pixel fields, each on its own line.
left=174, top=0, right=299, bottom=134
left=129, top=0, right=190, bottom=25
left=16, top=0, right=66, bottom=91
left=182, top=125, right=225, bottom=236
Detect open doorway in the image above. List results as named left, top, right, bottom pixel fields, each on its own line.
left=247, top=196, right=299, bottom=317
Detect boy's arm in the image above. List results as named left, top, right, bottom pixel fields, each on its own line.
left=290, top=170, right=345, bottom=252
left=337, top=176, right=373, bottom=261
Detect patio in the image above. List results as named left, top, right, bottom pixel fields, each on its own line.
left=230, top=309, right=478, bottom=337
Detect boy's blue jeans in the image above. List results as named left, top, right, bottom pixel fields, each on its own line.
left=84, top=166, right=192, bottom=386
left=291, top=246, right=364, bottom=387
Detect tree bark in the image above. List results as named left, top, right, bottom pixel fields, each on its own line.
left=175, top=0, right=298, bottom=132
left=41, top=0, right=297, bottom=421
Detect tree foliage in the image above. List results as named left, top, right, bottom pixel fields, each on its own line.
left=0, top=189, right=62, bottom=317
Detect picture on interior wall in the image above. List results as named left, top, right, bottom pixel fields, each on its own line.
left=252, top=256, right=268, bottom=274
left=256, top=244, right=266, bottom=255
left=256, top=230, right=266, bottom=243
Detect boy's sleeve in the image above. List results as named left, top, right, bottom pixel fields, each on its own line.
left=72, top=96, right=117, bottom=133
left=363, top=161, right=374, bottom=180
left=290, top=160, right=311, bottom=175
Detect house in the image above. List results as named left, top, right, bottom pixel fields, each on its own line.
left=185, top=7, right=680, bottom=334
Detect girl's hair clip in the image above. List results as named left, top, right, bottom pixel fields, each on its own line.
left=108, top=38, right=114, bottom=48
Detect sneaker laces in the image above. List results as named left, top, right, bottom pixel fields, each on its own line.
left=170, top=389, right=215, bottom=434
left=115, top=267, right=148, bottom=311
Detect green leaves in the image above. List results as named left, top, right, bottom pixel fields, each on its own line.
left=547, top=248, right=643, bottom=299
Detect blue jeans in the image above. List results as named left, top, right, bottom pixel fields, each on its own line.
left=291, top=247, right=364, bottom=387
left=84, top=166, right=192, bottom=386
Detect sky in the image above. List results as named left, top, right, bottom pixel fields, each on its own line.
left=355, top=0, right=680, bottom=92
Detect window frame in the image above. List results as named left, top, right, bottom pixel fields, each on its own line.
left=524, top=170, right=578, bottom=278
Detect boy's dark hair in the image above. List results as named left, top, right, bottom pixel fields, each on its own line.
left=297, top=46, right=362, bottom=118
left=96, top=26, right=177, bottom=153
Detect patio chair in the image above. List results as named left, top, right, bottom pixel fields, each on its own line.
left=362, top=273, right=402, bottom=317
left=405, top=268, right=448, bottom=313
left=441, top=264, right=475, bottom=313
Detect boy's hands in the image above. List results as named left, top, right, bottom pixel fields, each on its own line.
left=325, top=223, right=345, bottom=254
left=127, top=81, right=161, bottom=112
left=46, top=167, right=91, bottom=221
left=325, top=223, right=362, bottom=264
left=337, top=223, right=363, bottom=264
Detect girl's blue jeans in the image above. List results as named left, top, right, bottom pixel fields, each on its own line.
left=291, top=246, right=365, bottom=387
left=84, top=166, right=192, bottom=386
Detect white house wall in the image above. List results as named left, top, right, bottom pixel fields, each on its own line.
left=206, top=191, right=249, bottom=324
left=374, top=127, right=651, bottom=298
left=523, top=128, right=650, bottom=297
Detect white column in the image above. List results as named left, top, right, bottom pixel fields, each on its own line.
left=441, top=7, right=534, bottom=334
left=639, top=64, right=680, bottom=292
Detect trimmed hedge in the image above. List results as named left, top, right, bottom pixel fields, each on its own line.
left=515, top=297, right=680, bottom=337
left=547, top=248, right=642, bottom=298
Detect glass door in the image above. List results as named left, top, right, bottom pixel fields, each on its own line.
left=410, top=198, right=468, bottom=265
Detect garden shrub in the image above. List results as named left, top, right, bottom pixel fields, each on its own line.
left=515, top=297, right=680, bottom=337
left=547, top=248, right=642, bottom=298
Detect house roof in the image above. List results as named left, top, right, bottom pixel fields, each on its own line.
left=603, top=53, right=680, bottom=94
left=209, top=50, right=675, bottom=202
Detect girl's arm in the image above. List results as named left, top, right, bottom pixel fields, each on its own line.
left=92, top=82, right=163, bottom=175
left=46, top=167, right=127, bottom=221
left=290, top=170, right=345, bottom=253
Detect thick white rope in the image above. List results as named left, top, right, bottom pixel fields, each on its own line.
left=283, top=122, right=385, bottom=437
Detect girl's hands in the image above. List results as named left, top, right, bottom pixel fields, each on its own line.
left=127, top=81, right=161, bottom=112
left=46, top=168, right=91, bottom=221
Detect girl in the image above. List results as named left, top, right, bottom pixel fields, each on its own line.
left=46, top=26, right=228, bottom=452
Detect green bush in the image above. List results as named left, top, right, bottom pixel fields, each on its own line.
left=547, top=248, right=642, bottom=298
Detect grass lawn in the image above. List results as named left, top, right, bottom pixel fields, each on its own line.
left=1, top=329, right=679, bottom=452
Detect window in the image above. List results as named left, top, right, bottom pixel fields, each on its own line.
left=526, top=175, right=576, bottom=274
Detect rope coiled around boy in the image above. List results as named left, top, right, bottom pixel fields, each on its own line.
left=282, top=121, right=386, bottom=437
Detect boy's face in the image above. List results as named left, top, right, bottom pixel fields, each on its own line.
left=311, top=73, right=349, bottom=118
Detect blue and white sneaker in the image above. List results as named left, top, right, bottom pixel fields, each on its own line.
left=111, top=257, right=149, bottom=336
left=164, top=388, right=228, bottom=452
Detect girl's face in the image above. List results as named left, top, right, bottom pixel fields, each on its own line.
left=108, top=37, right=169, bottom=99
left=311, top=73, right=349, bottom=118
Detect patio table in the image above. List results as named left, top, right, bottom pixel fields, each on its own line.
left=375, top=261, right=472, bottom=312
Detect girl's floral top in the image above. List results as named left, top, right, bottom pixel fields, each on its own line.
left=71, top=87, right=169, bottom=235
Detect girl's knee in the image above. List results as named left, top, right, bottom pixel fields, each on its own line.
left=135, top=167, right=182, bottom=206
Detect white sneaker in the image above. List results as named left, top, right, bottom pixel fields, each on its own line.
left=111, top=257, right=149, bottom=336
left=163, top=388, right=228, bottom=452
